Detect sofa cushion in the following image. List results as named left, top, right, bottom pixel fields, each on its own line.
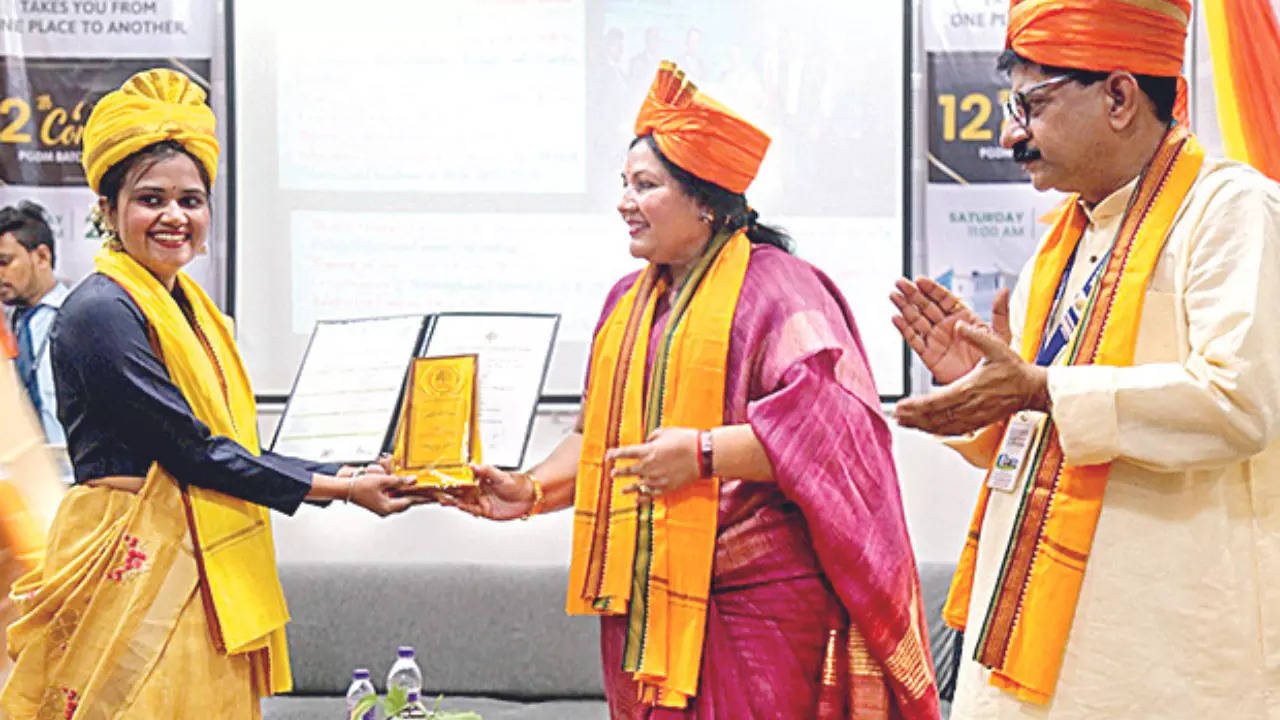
left=273, top=560, right=958, bottom=717
left=278, top=562, right=603, bottom=698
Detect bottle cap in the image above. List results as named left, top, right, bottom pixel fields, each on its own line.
left=352, top=668, right=370, bottom=680
left=397, top=645, right=415, bottom=658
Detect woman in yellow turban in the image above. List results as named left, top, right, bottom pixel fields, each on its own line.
left=0, top=68, right=421, bottom=718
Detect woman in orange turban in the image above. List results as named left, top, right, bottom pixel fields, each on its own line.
left=0, top=68, right=422, bottom=718
left=442, top=62, right=940, bottom=719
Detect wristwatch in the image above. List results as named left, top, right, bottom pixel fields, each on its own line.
left=699, top=430, right=715, bottom=478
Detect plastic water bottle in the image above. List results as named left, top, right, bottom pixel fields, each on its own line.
left=344, top=668, right=375, bottom=720
left=386, top=646, right=427, bottom=718
left=399, top=695, right=429, bottom=718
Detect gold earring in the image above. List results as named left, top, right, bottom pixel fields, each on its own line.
left=102, top=226, right=123, bottom=251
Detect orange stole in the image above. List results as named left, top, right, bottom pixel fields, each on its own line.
left=942, top=125, right=1205, bottom=704
left=568, top=230, right=750, bottom=708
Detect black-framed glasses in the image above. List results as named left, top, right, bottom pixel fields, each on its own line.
left=1002, top=74, right=1075, bottom=129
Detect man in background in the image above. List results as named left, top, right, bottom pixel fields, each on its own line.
left=0, top=201, right=68, bottom=445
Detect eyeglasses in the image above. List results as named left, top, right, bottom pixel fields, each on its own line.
left=1002, top=74, right=1075, bottom=130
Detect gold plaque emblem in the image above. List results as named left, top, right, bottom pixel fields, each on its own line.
left=427, top=365, right=463, bottom=396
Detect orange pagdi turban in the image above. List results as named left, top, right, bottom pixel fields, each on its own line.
left=81, top=68, right=219, bottom=194
left=1007, top=0, right=1191, bottom=123
left=634, top=61, right=770, bottom=195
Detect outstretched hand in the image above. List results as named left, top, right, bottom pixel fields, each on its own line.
left=894, top=320, right=1048, bottom=436
left=891, top=277, right=1011, bottom=385
left=432, top=464, right=537, bottom=521
left=347, top=472, right=430, bottom=516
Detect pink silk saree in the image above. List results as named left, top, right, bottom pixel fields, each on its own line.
left=588, top=246, right=939, bottom=720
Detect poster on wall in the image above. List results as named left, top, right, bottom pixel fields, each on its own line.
left=0, top=0, right=217, bottom=301
left=923, top=0, right=1062, bottom=322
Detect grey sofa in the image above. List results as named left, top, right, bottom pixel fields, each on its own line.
left=261, top=561, right=956, bottom=719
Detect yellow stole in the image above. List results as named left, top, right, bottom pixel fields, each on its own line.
left=94, top=248, right=292, bottom=694
left=942, top=125, right=1204, bottom=703
left=567, top=230, right=749, bottom=708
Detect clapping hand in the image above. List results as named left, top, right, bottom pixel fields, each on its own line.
left=890, top=277, right=1011, bottom=384
left=894, top=320, right=1049, bottom=436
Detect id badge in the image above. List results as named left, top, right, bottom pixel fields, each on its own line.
left=987, top=412, right=1046, bottom=492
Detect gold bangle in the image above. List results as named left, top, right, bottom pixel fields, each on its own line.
left=520, top=472, right=544, bottom=520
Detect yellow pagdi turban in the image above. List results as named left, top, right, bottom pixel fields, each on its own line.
left=1007, top=0, right=1191, bottom=123
left=634, top=61, right=770, bottom=194
left=81, top=68, right=219, bottom=194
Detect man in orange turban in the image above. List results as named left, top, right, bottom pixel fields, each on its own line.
left=889, top=1, right=1280, bottom=718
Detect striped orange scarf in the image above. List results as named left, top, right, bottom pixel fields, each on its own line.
left=943, top=125, right=1204, bottom=703
left=567, top=229, right=749, bottom=708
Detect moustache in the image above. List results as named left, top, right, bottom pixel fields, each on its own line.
left=1012, top=141, right=1042, bottom=163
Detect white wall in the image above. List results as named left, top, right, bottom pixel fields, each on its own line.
left=263, top=405, right=981, bottom=567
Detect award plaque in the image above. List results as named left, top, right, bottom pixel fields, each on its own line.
left=390, top=354, right=483, bottom=487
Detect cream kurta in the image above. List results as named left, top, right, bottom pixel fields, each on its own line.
left=949, top=159, right=1280, bottom=719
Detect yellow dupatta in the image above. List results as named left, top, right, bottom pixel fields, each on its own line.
left=568, top=230, right=750, bottom=708
left=942, top=125, right=1205, bottom=703
left=93, top=248, right=291, bottom=693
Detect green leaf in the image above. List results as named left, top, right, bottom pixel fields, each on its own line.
left=382, top=685, right=410, bottom=716
left=350, top=688, right=482, bottom=720
left=422, top=697, right=483, bottom=719
left=348, top=694, right=378, bottom=720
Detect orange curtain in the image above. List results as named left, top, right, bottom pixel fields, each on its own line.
left=1205, top=0, right=1280, bottom=181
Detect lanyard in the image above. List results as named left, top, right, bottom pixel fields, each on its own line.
left=1033, top=160, right=1158, bottom=368
left=1033, top=244, right=1111, bottom=367
left=15, top=303, right=53, bottom=389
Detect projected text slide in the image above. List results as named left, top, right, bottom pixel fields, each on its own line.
left=276, top=0, right=586, bottom=193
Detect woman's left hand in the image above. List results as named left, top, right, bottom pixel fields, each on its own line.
left=607, top=427, right=701, bottom=497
